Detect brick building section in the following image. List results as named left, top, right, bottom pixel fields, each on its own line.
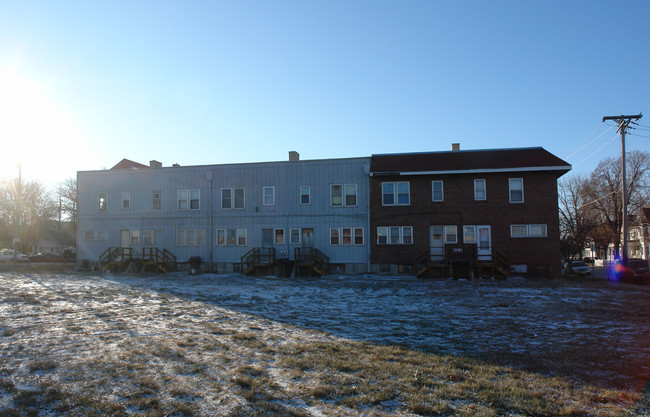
left=369, top=147, right=571, bottom=276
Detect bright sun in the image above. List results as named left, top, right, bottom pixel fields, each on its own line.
left=0, top=69, right=82, bottom=185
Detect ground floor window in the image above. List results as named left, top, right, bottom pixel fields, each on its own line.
left=330, top=227, right=364, bottom=245
left=511, top=224, right=547, bottom=238
left=217, top=229, right=247, bottom=246
left=377, top=226, right=412, bottom=245
left=84, top=230, right=107, bottom=241
left=143, top=230, right=154, bottom=245
left=290, top=228, right=301, bottom=244
left=274, top=229, right=285, bottom=244
left=177, top=229, right=205, bottom=246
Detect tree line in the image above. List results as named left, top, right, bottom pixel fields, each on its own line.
left=0, top=177, right=77, bottom=253
left=559, top=150, right=650, bottom=262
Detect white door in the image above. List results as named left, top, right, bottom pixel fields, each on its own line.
left=120, top=230, right=130, bottom=248
left=477, top=226, right=492, bottom=261
left=430, top=226, right=444, bottom=261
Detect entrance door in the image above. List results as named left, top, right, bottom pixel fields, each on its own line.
left=429, top=226, right=444, bottom=261
left=120, top=230, right=130, bottom=248
left=477, top=226, right=492, bottom=261
left=302, top=228, right=314, bottom=248
left=262, top=229, right=273, bottom=248
left=154, top=230, right=165, bottom=250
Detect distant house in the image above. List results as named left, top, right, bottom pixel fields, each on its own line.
left=369, top=145, right=571, bottom=277
left=36, top=223, right=76, bottom=255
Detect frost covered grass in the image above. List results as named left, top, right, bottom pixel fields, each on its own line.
left=0, top=272, right=648, bottom=416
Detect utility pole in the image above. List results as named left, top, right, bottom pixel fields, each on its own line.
left=602, top=113, right=643, bottom=266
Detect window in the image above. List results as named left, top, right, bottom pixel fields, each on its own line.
left=331, top=184, right=357, bottom=207
left=84, top=230, right=107, bottom=241
left=178, top=189, right=200, bottom=210
left=330, top=228, right=340, bottom=245
left=99, top=192, right=108, bottom=212
left=290, top=228, right=301, bottom=244
left=129, top=230, right=139, bottom=245
left=444, top=226, right=458, bottom=244
left=382, top=182, right=410, bottom=206
left=143, top=230, right=154, bottom=245
left=330, top=227, right=364, bottom=245
left=263, top=186, right=275, bottom=206
left=474, top=179, right=486, bottom=201
left=222, top=188, right=245, bottom=209
left=376, top=226, right=413, bottom=245
left=274, top=229, right=285, bottom=244
left=354, top=228, right=364, bottom=245
left=509, top=178, right=524, bottom=203
left=432, top=181, right=444, bottom=202
left=217, top=229, right=226, bottom=246
left=122, top=192, right=131, bottom=209
left=153, top=191, right=161, bottom=209
left=177, top=229, right=205, bottom=246
left=218, top=229, right=248, bottom=246
left=463, top=226, right=476, bottom=244
left=300, top=185, right=310, bottom=205
left=511, top=224, right=547, bottom=238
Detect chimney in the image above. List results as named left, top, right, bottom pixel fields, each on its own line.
left=150, top=160, right=162, bottom=168
left=289, top=151, right=300, bottom=161
left=451, top=143, right=460, bottom=151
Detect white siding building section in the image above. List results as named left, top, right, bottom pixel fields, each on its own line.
left=77, top=157, right=370, bottom=272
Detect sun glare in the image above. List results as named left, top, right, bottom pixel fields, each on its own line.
left=0, top=69, right=82, bottom=185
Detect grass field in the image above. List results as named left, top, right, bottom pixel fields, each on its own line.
left=0, top=272, right=648, bottom=416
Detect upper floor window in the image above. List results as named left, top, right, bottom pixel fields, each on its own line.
left=98, top=192, right=108, bottom=212
left=509, top=178, right=524, bottom=203
left=122, top=192, right=131, bottom=210
left=382, top=182, right=410, bottom=206
left=432, top=181, right=444, bottom=202
left=178, top=189, right=200, bottom=210
left=222, top=188, right=245, bottom=209
left=474, top=179, right=486, bottom=201
left=331, top=184, right=357, bottom=207
left=153, top=191, right=161, bottom=209
left=300, top=185, right=310, bottom=205
left=263, top=186, right=275, bottom=206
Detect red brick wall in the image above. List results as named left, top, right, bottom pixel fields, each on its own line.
left=370, top=171, right=563, bottom=275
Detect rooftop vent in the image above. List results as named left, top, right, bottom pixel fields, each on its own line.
left=289, top=151, right=300, bottom=161
left=451, top=143, right=460, bottom=151
left=150, top=160, right=162, bottom=168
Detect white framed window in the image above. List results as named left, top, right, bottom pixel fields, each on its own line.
left=222, top=188, right=245, bottom=209
left=330, top=228, right=340, bottom=245
left=300, top=185, right=310, bottom=205
left=217, top=229, right=226, bottom=246
left=354, top=227, right=364, bottom=245
left=99, top=192, right=108, bottom=212
left=463, top=226, right=476, bottom=244
left=178, top=189, right=200, bottom=210
left=290, top=228, right=301, bottom=244
left=143, top=230, right=154, bottom=245
left=237, top=229, right=247, bottom=246
left=509, top=178, right=524, bottom=203
left=217, top=228, right=247, bottom=246
left=376, top=226, right=413, bottom=245
left=331, top=184, right=358, bottom=207
left=153, top=191, right=161, bottom=209
left=432, top=181, right=443, bottom=202
left=274, top=228, right=285, bottom=244
left=342, top=228, right=352, bottom=245
left=177, top=229, right=205, bottom=246
left=474, top=179, right=486, bottom=201
left=263, top=186, right=275, bottom=206
left=84, top=230, right=108, bottom=241
left=382, top=182, right=410, bottom=206
left=511, top=224, right=547, bottom=238
left=122, top=192, right=131, bottom=209
left=129, top=230, right=139, bottom=245
left=444, top=226, right=458, bottom=244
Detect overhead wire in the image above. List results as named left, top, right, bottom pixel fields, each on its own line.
left=571, top=133, right=619, bottom=167
left=564, top=123, right=613, bottom=160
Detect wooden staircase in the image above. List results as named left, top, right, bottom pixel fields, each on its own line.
left=99, top=247, right=177, bottom=274
left=99, top=247, right=133, bottom=273
left=414, top=247, right=510, bottom=279
left=141, top=248, right=177, bottom=272
left=476, top=249, right=510, bottom=278
left=294, top=247, right=329, bottom=276
left=240, top=247, right=276, bottom=275
left=414, top=249, right=449, bottom=278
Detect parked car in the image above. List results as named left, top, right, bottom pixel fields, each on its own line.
left=564, top=260, right=591, bottom=276
left=62, top=248, right=76, bottom=263
left=0, top=249, right=29, bottom=262
left=29, top=252, right=64, bottom=263
left=612, top=258, right=649, bottom=284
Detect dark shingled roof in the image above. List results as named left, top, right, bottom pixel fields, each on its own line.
left=370, top=147, right=571, bottom=174
left=111, top=159, right=149, bottom=170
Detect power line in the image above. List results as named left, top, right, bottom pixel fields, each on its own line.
left=564, top=124, right=614, bottom=160
left=628, top=133, right=650, bottom=139
left=571, top=133, right=619, bottom=167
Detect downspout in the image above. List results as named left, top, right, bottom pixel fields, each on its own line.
left=207, top=171, right=213, bottom=272
left=366, top=163, right=371, bottom=273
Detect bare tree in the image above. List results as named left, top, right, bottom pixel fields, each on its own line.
left=558, top=174, right=594, bottom=262
left=583, top=150, right=650, bottom=257
left=57, top=177, right=78, bottom=225
left=0, top=178, right=57, bottom=253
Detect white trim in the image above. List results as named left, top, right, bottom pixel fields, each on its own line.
left=370, top=165, right=572, bottom=176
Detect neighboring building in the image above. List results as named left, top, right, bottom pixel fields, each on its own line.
left=369, top=146, right=571, bottom=277
left=35, top=223, right=76, bottom=255
left=77, top=153, right=371, bottom=273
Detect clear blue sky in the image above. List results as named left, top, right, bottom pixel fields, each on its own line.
left=0, top=0, right=648, bottom=187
